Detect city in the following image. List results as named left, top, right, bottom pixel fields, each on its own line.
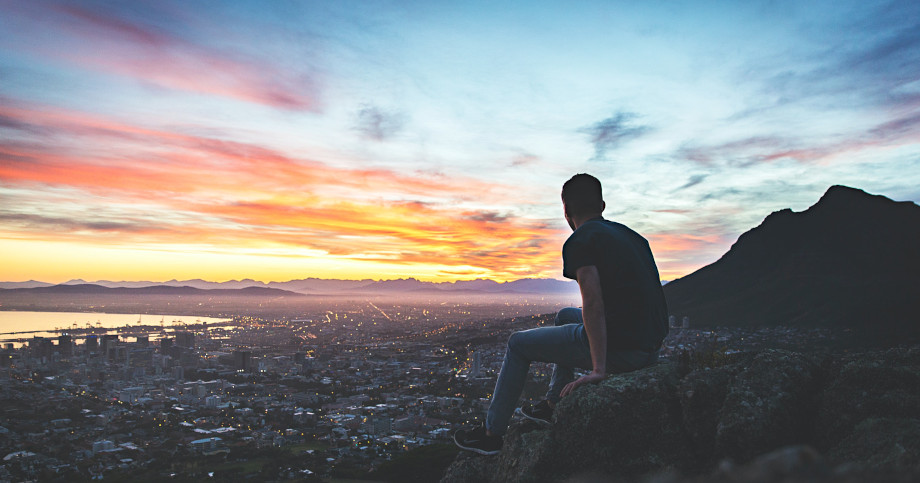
left=0, top=298, right=852, bottom=482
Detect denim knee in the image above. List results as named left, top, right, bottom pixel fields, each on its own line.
left=555, top=307, right=582, bottom=326
left=507, top=331, right=523, bottom=351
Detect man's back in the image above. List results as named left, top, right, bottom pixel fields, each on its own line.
left=562, top=217, right=669, bottom=352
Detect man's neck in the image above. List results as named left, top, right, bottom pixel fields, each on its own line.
left=571, top=213, right=604, bottom=230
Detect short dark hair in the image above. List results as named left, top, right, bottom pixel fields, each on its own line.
left=561, top=173, right=603, bottom=216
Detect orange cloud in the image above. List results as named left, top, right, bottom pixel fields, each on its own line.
left=0, top=102, right=566, bottom=281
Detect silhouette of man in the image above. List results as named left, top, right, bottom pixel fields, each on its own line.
left=454, top=173, right=669, bottom=455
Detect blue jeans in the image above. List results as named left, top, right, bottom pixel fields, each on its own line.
left=485, top=307, right=658, bottom=435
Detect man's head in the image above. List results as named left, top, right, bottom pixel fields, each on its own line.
left=561, top=173, right=605, bottom=230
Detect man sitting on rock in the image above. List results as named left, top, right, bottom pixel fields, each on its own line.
left=454, top=173, right=669, bottom=455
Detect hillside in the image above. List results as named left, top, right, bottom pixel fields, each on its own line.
left=663, top=186, right=920, bottom=340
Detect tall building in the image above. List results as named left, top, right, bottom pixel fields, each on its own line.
left=159, top=337, right=173, bottom=354
left=471, top=350, right=482, bottom=378
left=84, top=335, right=99, bottom=354
left=101, top=335, right=119, bottom=361
left=57, top=335, right=73, bottom=357
left=233, top=350, right=252, bottom=372
left=175, top=331, right=195, bottom=349
left=31, top=337, right=54, bottom=361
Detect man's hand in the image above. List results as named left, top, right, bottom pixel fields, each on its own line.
left=560, top=370, right=605, bottom=398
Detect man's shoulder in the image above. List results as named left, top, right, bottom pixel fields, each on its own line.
left=578, top=218, right=641, bottom=241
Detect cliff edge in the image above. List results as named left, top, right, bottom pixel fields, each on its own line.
left=442, top=347, right=920, bottom=482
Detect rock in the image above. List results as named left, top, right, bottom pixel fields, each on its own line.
left=715, top=350, right=819, bottom=462
left=674, top=444, right=920, bottom=483
left=678, top=365, right=735, bottom=471
left=550, top=361, right=688, bottom=480
left=442, top=347, right=920, bottom=483
left=816, top=349, right=920, bottom=448
left=827, top=418, right=920, bottom=470
left=440, top=451, right=497, bottom=483
left=704, top=445, right=828, bottom=483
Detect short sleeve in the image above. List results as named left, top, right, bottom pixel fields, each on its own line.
left=562, top=228, right=596, bottom=280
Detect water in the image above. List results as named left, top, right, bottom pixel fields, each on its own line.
left=0, top=310, right=229, bottom=347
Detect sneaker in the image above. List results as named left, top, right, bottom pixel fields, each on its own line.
left=453, top=423, right=502, bottom=455
left=516, top=400, right=553, bottom=425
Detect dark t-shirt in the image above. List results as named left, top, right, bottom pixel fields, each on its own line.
left=562, top=217, right=669, bottom=352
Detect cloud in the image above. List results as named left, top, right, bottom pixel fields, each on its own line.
left=677, top=108, right=920, bottom=167
left=675, top=174, right=708, bottom=191
left=354, top=105, right=406, bottom=141
left=868, top=111, right=920, bottom=140
left=836, top=2, right=920, bottom=106
left=7, top=2, right=321, bottom=110
left=0, top=212, right=169, bottom=236
left=464, top=211, right=509, bottom=223
left=510, top=153, right=539, bottom=167
left=0, top=101, right=567, bottom=280
left=580, top=112, right=651, bottom=160
left=677, top=136, right=792, bottom=166
left=738, top=2, right=920, bottom=114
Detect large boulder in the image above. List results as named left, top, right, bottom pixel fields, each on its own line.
left=827, top=418, right=920, bottom=471
left=678, top=364, right=736, bottom=471
left=443, top=362, right=686, bottom=483
left=550, top=361, right=688, bottom=479
left=816, top=348, right=920, bottom=449
left=714, top=350, right=820, bottom=462
left=442, top=348, right=920, bottom=483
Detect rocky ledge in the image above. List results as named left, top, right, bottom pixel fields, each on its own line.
left=442, top=347, right=920, bottom=482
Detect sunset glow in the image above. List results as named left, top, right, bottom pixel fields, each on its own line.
left=1, top=1, right=918, bottom=283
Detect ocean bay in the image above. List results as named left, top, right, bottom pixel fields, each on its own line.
left=0, top=310, right=229, bottom=346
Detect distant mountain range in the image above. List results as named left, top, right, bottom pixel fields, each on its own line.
left=0, top=283, right=304, bottom=297
left=663, top=185, right=919, bottom=337
left=0, top=277, right=580, bottom=296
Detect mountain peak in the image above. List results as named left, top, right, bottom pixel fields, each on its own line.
left=812, top=185, right=883, bottom=210
left=663, top=185, right=920, bottom=336
left=822, top=184, right=866, bottom=198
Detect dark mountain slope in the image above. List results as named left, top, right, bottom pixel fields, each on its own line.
left=663, top=186, right=919, bottom=338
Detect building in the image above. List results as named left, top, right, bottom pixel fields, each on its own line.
left=92, top=440, right=115, bottom=454
left=175, top=332, right=195, bottom=349
left=57, top=335, right=73, bottom=357
left=232, top=350, right=252, bottom=372
left=159, top=337, right=173, bottom=354
left=470, top=351, right=482, bottom=378
left=189, top=437, right=223, bottom=453
left=84, top=335, right=98, bottom=353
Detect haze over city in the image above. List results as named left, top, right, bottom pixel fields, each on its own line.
left=2, top=0, right=918, bottom=285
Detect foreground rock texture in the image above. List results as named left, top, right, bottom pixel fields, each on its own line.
left=442, top=348, right=920, bottom=483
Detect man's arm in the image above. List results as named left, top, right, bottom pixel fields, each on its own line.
left=560, top=264, right=606, bottom=398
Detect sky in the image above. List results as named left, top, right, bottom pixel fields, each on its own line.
left=1, top=0, right=918, bottom=284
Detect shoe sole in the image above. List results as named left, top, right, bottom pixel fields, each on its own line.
left=453, top=434, right=500, bottom=456
left=515, top=407, right=551, bottom=426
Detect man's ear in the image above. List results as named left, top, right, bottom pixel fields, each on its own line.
left=600, top=201, right=606, bottom=213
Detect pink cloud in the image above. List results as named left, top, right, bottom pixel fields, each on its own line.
left=679, top=112, right=920, bottom=166
left=13, top=3, right=321, bottom=110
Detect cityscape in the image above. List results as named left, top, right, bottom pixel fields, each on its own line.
left=0, top=297, right=851, bottom=482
